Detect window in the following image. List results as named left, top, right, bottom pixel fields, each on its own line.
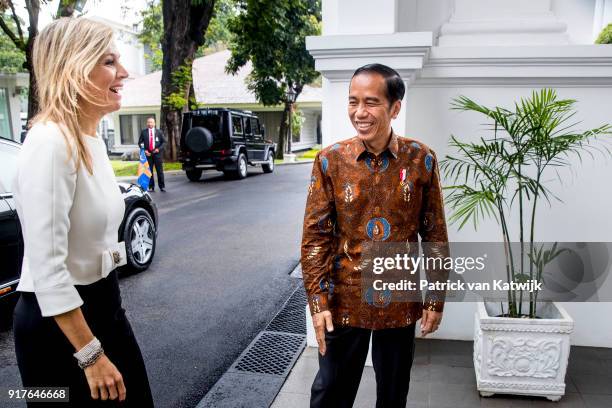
left=120, top=113, right=155, bottom=145
left=244, top=117, right=252, bottom=135
left=252, top=119, right=261, bottom=136
left=0, top=88, right=12, bottom=140
left=193, top=114, right=221, bottom=134
left=0, top=143, right=20, bottom=194
left=232, top=116, right=243, bottom=135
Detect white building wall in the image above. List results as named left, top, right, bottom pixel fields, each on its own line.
left=398, top=0, right=454, bottom=35
left=394, top=0, right=605, bottom=45
left=309, top=0, right=612, bottom=347
left=553, top=0, right=598, bottom=44
left=404, top=84, right=612, bottom=347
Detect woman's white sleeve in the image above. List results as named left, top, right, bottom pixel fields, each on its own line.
left=17, top=127, right=83, bottom=316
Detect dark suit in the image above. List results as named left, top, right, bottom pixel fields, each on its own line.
left=138, top=127, right=166, bottom=190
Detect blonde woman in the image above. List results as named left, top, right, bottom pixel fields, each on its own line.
left=12, top=18, right=153, bottom=406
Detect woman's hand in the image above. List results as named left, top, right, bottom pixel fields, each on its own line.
left=84, top=354, right=126, bottom=401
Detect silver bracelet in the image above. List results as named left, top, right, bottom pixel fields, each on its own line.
left=73, top=337, right=104, bottom=369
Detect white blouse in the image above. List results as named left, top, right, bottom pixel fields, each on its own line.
left=13, top=121, right=125, bottom=317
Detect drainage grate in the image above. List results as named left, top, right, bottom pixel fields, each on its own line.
left=232, top=331, right=305, bottom=377
left=197, top=282, right=308, bottom=407
left=265, top=286, right=307, bottom=335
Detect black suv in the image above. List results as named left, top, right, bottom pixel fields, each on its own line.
left=180, top=108, right=276, bottom=181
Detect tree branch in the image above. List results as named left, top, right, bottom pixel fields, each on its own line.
left=24, top=0, right=40, bottom=40
left=8, top=0, right=24, bottom=43
left=0, top=14, right=24, bottom=50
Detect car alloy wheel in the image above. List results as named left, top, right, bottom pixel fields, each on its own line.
left=238, top=154, right=248, bottom=179
left=123, top=207, right=156, bottom=272
left=131, top=215, right=154, bottom=264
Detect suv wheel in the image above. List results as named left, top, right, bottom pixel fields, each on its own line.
left=122, top=208, right=156, bottom=272
left=262, top=150, right=274, bottom=173
left=235, top=152, right=248, bottom=179
left=186, top=169, right=202, bottom=182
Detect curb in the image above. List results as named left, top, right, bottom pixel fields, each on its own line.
left=276, top=159, right=315, bottom=166
left=114, top=161, right=313, bottom=181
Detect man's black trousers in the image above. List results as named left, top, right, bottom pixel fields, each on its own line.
left=310, top=324, right=416, bottom=408
left=147, top=152, right=165, bottom=189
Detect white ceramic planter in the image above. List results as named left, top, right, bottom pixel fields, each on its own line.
left=474, top=301, right=574, bottom=401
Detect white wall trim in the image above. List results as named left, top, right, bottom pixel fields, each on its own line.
left=415, top=45, right=612, bottom=87
left=307, top=34, right=612, bottom=86
left=306, top=32, right=433, bottom=82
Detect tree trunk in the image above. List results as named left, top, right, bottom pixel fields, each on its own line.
left=24, top=0, right=40, bottom=122
left=277, top=102, right=289, bottom=161
left=160, top=0, right=215, bottom=162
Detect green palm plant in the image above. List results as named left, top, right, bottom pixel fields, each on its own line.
left=441, top=89, right=611, bottom=318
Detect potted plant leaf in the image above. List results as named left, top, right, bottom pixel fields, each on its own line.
left=441, top=89, right=611, bottom=401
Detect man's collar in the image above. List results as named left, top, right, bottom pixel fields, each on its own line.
left=353, top=131, right=399, bottom=161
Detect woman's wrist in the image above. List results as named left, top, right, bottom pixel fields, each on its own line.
left=73, top=337, right=104, bottom=369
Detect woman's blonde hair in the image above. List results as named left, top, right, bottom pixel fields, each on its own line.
left=31, top=17, right=115, bottom=174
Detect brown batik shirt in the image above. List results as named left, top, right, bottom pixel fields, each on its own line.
left=301, top=133, right=450, bottom=330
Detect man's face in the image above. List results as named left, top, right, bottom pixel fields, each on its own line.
left=348, top=72, right=401, bottom=145
left=147, top=118, right=155, bottom=128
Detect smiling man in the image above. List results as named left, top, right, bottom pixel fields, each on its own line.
left=301, top=64, right=450, bottom=407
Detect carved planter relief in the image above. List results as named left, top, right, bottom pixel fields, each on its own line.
left=473, top=302, right=574, bottom=401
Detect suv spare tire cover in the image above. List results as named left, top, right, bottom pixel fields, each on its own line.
left=185, top=127, right=214, bottom=153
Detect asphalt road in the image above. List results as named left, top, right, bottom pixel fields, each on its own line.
left=0, top=162, right=312, bottom=408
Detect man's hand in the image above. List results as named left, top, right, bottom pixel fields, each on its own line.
left=420, top=310, right=442, bottom=337
left=312, top=310, right=334, bottom=356
left=84, top=354, right=126, bottom=402
left=154, top=148, right=159, bottom=154
left=145, top=151, right=151, bottom=156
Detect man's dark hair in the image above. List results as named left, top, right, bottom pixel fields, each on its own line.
left=351, top=63, right=405, bottom=105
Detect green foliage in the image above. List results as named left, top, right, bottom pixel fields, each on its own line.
left=225, top=0, right=321, bottom=106
left=0, top=12, right=26, bottom=73
left=441, top=89, right=612, bottom=317
left=298, top=146, right=321, bottom=159
left=111, top=160, right=182, bottom=176
left=163, top=60, right=194, bottom=109
left=139, top=0, right=237, bottom=72
left=138, top=1, right=164, bottom=71
left=291, top=108, right=304, bottom=137
left=595, top=23, right=612, bottom=44
left=201, top=0, right=235, bottom=53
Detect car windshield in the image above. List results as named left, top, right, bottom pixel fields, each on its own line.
left=193, top=114, right=221, bottom=134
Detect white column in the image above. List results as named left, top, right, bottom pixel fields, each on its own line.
left=593, top=0, right=612, bottom=41
left=323, top=0, right=398, bottom=36
left=307, top=33, right=433, bottom=146
left=438, top=0, right=570, bottom=46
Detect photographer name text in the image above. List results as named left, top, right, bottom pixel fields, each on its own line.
left=372, top=279, right=543, bottom=293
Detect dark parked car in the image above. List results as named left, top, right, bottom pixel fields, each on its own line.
left=0, top=137, right=158, bottom=301
left=180, top=108, right=276, bottom=181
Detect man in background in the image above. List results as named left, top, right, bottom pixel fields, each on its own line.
left=139, top=117, right=166, bottom=192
